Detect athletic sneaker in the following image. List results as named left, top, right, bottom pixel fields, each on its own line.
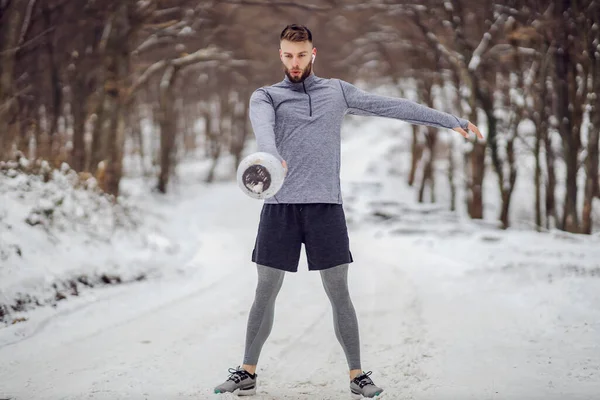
left=350, top=371, right=384, bottom=398
left=214, top=366, right=257, bottom=395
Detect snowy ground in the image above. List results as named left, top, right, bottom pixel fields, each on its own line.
left=1, top=118, right=600, bottom=400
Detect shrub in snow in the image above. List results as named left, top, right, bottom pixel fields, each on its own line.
left=1, top=157, right=140, bottom=239
left=0, top=155, right=160, bottom=323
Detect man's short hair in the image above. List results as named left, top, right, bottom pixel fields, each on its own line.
left=280, top=24, right=313, bottom=43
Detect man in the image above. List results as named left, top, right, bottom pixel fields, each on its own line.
left=215, top=24, right=483, bottom=398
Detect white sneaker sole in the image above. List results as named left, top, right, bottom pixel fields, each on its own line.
left=351, top=389, right=383, bottom=399
left=233, top=385, right=257, bottom=396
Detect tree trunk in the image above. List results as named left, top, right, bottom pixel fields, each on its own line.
left=465, top=80, right=485, bottom=220
left=582, top=20, right=600, bottom=233
left=206, top=92, right=228, bottom=183
left=418, top=147, right=432, bottom=203
left=34, top=114, right=43, bottom=161
left=418, top=79, right=438, bottom=203
left=105, top=102, right=127, bottom=197
left=157, top=65, right=179, bottom=194
left=583, top=126, right=599, bottom=234
left=98, top=4, right=131, bottom=197
left=459, top=69, right=486, bottom=221
left=19, top=104, right=34, bottom=159
left=239, top=97, right=251, bottom=167
left=555, top=1, right=581, bottom=233
left=419, top=126, right=437, bottom=203
left=468, top=142, right=486, bottom=219
left=132, top=100, right=147, bottom=176
left=533, top=43, right=551, bottom=231
left=230, top=93, right=251, bottom=170
left=499, top=132, right=517, bottom=229
left=41, top=3, right=63, bottom=165
left=408, top=125, right=422, bottom=187
left=70, top=74, right=87, bottom=171
left=205, top=105, right=221, bottom=183
left=182, top=103, right=196, bottom=155
left=545, top=124, right=558, bottom=230
left=534, top=108, right=544, bottom=231
left=0, top=2, right=24, bottom=160
left=562, top=142, right=580, bottom=233
left=448, top=135, right=457, bottom=212
left=476, top=81, right=514, bottom=226
left=496, top=36, right=525, bottom=230
left=89, top=89, right=106, bottom=173
left=448, top=69, right=463, bottom=213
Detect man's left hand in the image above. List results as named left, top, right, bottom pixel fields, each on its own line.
left=453, top=122, right=484, bottom=140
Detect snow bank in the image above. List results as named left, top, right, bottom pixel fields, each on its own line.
left=0, top=158, right=179, bottom=323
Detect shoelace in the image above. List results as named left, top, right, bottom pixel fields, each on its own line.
left=354, top=371, right=374, bottom=388
left=226, top=367, right=249, bottom=384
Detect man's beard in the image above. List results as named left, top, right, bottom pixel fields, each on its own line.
left=284, top=62, right=312, bottom=83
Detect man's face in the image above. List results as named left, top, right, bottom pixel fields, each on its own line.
left=280, top=40, right=316, bottom=83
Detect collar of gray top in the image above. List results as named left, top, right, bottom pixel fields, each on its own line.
left=282, top=73, right=318, bottom=88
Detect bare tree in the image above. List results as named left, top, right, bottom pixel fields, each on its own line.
left=581, top=0, right=600, bottom=234
left=0, top=0, right=27, bottom=160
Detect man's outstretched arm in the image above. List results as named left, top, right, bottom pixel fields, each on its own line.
left=338, top=80, right=483, bottom=139
left=249, top=89, right=288, bottom=170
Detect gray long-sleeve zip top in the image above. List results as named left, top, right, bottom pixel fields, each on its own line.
left=249, top=73, right=468, bottom=204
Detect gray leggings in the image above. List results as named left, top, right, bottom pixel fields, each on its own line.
left=243, top=263, right=361, bottom=370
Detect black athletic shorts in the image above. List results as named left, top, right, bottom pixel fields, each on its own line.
left=251, top=203, right=354, bottom=272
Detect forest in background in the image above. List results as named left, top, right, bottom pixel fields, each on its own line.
left=1, top=0, right=599, bottom=233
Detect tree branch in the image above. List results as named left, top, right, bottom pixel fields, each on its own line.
left=128, top=46, right=247, bottom=99
left=411, top=10, right=464, bottom=72
left=134, top=35, right=171, bottom=54
left=1, top=27, right=54, bottom=55
left=172, top=47, right=233, bottom=68
left=17, top=0, right=38, bottom=47
left=468, top=14, right=507, bottom=71
left=153, top=7, right=181, bottom=18
left=129, top=59, right=168, bottom=97
left=219, top=0, right=332, bottom=11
